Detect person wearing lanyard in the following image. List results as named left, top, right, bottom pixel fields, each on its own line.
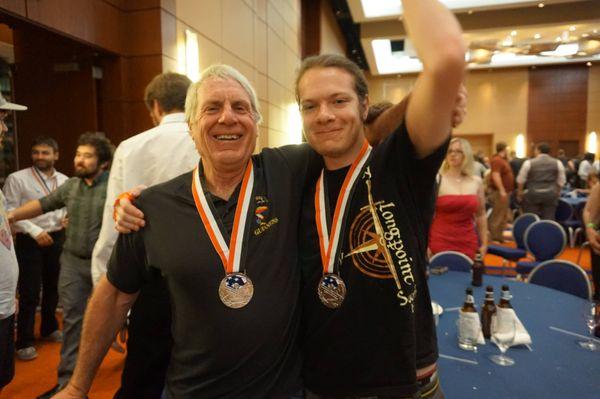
left=296, top=0, right=464, bottom=397
left=3, top=136, right=68, bottom=361
left=8, top=132, right=114, bottom=399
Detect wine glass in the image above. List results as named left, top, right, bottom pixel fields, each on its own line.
left=457, top=318, right=479, bottom=353
left=578, top=301, right=599, bottom=351
left=490, top=315, right=516, bottom=366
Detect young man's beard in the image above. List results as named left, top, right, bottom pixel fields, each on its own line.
left=74, top=166, right=99, bottom=179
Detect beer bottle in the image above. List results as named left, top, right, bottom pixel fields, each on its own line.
left=471, top=251, right=484, bottom=287
left=498, top=284, right=513, bottom=309
left=462, top=288, right=477, bottom=313
left=480, top=286, right=496, bottom=339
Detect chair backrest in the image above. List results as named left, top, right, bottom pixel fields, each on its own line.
left=429, top=251, right=473, bottom=272
left=524, top=220, right=566, bottom=261
left=513, top=213, right=540, bottom=250
left=555, top=199, right=573, bottom=223
left=527, top=260, right=592, bottom=299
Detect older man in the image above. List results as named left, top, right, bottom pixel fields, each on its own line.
left=54, top=65, right=321, bottom=399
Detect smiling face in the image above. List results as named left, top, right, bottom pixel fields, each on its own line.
left=298, top=67, right=368, bottom=169
left=189, top=77, right=258, bottom=174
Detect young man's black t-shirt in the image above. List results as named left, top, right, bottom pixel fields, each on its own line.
left=108, top=145, right=322, bottom=399
left=300, top=122, right=448, bottom=397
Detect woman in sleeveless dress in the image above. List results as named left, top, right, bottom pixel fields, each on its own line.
left=429, top=138, right=488, bottom=260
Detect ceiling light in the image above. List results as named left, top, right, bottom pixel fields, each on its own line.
left=587, top=62, right=592, bottom=67
left=569, top=26, right=576, bottom=32
left=511, top=30, right=517, bottom=37
left=538, top=2, right=544, bottom=8
left=534, top=34, right=541, bottom=39
left=540, top=43, right=579, bottom=57
left=582, top=33, right=590, bottom=38
left=555, top=37, right=562, bottom=42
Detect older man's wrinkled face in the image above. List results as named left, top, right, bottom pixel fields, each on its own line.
left=190, top=77, right=258, bottom=173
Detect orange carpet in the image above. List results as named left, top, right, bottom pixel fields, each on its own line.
left=1, top=245, right=594, bottom=399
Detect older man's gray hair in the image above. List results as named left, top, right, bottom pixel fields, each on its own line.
left=185, top=64, right=262, bottom=125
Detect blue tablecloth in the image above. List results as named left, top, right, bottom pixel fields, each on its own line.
left=428, top=272, right=600, bottom=399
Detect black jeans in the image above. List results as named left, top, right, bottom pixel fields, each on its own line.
left=15, top=230, right=64, bottom=349
left=0, top=314, right=15, bottom=388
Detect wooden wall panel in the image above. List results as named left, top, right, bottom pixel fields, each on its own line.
left=25, top=0, right=123, bottom=54
left=12, top=27, right=98, bottom=175
left=527, top=64, right=588, bottom=156
left=0, top=0, right=25, bottom=17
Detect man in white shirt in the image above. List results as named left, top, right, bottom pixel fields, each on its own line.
left=516, top=143, right=566, bottom=220
left=578, top=152, right=596, bottom=188
left=90, top=72, right=198, bottom=399
left=0, top=93, right=27, bottom=394
left=3, top=136, right=68, bottom=361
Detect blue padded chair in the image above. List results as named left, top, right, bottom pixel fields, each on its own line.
left=488, top=213, right=540, bottom=274
left=515, top=220, right=567, bottom=277
left=554, top=198, right=573, bottom=223
left=429, top=251, right=473, bottom=273
left=527, top=260, right=592, bottom=299
left=559, top=200, right=586, bottom=248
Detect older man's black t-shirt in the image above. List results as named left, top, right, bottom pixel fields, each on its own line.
left=108, top=145, right=321, bottom=399
left=300, top=122, right=448, bottom=397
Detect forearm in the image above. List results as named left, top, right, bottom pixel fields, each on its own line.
left=476, top=213, right=488, bottom=248
left=491, top=173, right=505, bottom=194
left=67, top=277, right=137, bottom=393
left=9, top=199, right=43, bottom=222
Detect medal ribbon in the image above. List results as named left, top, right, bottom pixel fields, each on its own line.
left=191, top=160, right=254, bottom=273
left=30, top=167, right=56, bottom=195
left=315, top=140, right=371, bottom=274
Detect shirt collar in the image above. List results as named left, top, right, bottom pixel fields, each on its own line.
left=160, top=112, right=186, bottom=125
left=32, top=166, right=58, bottom=179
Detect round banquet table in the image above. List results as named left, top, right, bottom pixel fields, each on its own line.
left=428, top=271, right=600, bottom=399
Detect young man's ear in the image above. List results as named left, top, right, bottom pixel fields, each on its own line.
left=361, top=95, right=370, bottom=122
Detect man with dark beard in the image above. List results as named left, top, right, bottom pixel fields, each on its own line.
left=8, top=132, right=114, bottom=399
left=4, top=136, right=68, bottom=361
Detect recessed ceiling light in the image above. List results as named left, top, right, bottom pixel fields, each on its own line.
left=511, top=30, right=517, bottom=37
left=582, top=33, right=590, bottom=38
left=538, top=2, right=544, bottom=8
left=587, top=62, right=592, bottom=67
left=468, top=10, right=473, bottom=15
left=555, top=37, right=562, bottom=42
left=569, top=26, right=576, bottom=32
left=534, top=33, right=541, bottom=39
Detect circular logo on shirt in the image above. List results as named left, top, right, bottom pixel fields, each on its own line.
left=347, top=207, right=393, bottom=279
